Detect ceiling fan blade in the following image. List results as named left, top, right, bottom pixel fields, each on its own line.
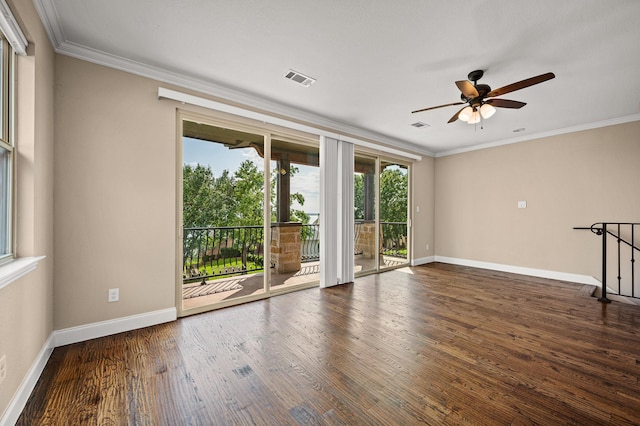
left=485, top=99, right=526, bottom=109
left=487, top=72, right=555, bottom=98
left=455, top=80, right=478, bottom=98
left=412, top=102, right=465, bottom=114
left=448, top=106, right=468, bottom=123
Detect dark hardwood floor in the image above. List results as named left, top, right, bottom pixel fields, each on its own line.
left=17, top=263, right=640, bottom=425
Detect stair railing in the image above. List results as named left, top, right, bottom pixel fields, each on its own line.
left=574, top=222, right=639, bottom=303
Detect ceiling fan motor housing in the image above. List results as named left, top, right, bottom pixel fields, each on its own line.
left=467, top=69, right=484, bottom=83
left=471, top=84, right=491, bottom=106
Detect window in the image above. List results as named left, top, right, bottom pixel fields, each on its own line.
left=0, top=36, right=13, bottom=264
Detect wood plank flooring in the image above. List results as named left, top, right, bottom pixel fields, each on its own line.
left=17, top=263, right=640, bottom=425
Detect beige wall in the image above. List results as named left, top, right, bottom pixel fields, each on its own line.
left=411, top=156, right=435, bottom=261
left=434, top=121, right=640, bottom=279
left=54, top=56, right=177, bottom=329
left=0, top=0, right=55, bottom=418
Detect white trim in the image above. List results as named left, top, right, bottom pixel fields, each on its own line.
left=434, top=256, right=601, bottom=286
left=0, top=256, right=46, bottom=291
left=0, top=0, right=27, bottom=55
left=411, top=256, right=435, bottom=266
left=53, top=308, right=177, bottom=347
left=0, top=335, right=54, bottom=426
left=159, top=87, right=423, bottom=162
left=435, top=114, right=640, bottom=157
left=32, top=0, right=65, bottom=49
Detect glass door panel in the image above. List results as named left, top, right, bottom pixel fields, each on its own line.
left=354, top=154, right=377, bottom=275
left=379, top=161, right=409, bottom=269
left=181, top=120, right=267, bottom=311
left=270, top=138, right=320, bottom=291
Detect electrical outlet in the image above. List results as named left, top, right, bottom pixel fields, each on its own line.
left=0, top=354, right=6, bottom=384
left=426, top=244, right=430, bottom=251
left=108, top=288, right=119, bottom=302
left=517, top=201, right=527, bottom=209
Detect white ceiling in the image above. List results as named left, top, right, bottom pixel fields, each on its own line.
left=33, top=0, right=640, bottom=156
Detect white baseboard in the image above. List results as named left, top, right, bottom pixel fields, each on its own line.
left=433, top=256, right=601, bottom=286
left=0, top=334, right=54, bottom=426
left=53, top=307, right=177, bottom=347
left=411, top=256, right=435, bottom=266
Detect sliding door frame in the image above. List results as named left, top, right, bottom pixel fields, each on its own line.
left=353, top=148, right=412, bottom=278
left=176, top=110, right=320, bottom=317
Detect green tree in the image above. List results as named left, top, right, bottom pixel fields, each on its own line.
left=183, top=164, right=216, bottom=228
left=380, top=166, right=408, bottom=223
left=184, top=156, right=312, bottom=229
left=354, top=173, right=364, bottom=220
left=353, top=167, right=408, bottom=223
left=233, top=160, right=264, bottom=226
left=211, top=169, right=236, bottom=225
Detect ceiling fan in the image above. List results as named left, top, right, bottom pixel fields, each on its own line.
left=412, top=70, right=555, bottom=124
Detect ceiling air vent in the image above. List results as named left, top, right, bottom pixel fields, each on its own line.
left=285, top=69, right=316, bottom=87
left=410, top=121, right=430, bottom=128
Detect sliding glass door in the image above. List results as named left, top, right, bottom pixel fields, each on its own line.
left=179, top=116, right=320, bottom=315
left=354, top=152, right=410, bottom=276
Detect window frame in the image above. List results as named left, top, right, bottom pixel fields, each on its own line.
left=0, top=35, right=14, bottom=266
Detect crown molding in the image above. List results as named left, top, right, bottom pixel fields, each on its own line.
left=435, top=113, right=640, bottom=158
left=32, top=0, right=64, bottom=46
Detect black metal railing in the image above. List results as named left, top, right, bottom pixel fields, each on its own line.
left=575, top=222, right=639, bottom=302
left=301, top=224, right=320, bottom=262
left=381, top=222, right=408, bottom=259
left=184, top=220, right=410, bottom=285
left=183, top=226, right=265, bottom=284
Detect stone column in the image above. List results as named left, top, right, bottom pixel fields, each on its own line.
left=355, top=220, right=377, bottom=258
left=271, top=222, right=302, bottom=274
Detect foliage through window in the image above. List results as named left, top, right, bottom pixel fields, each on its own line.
left=183, top=159, right=310, bottom=229
left=354, top=165, right=408, bottom=223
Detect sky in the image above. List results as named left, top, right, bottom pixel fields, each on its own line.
left=183, top=137, right=320, bottom=215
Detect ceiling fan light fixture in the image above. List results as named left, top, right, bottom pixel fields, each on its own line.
left=480, top=103, right=496, bottom=119
left=467, top=109, right=481, bottom=124
left=458, top=106, right=473, bottom=122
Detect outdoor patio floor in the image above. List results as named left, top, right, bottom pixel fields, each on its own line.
left=182, top=255, right=407, bottom=310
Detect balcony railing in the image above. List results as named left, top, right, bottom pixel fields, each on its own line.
left=184, top=221, right=409, bottom=284
left=301, top=224, right=320, bottom=262
left=381, top=222, right=408, bottom=258
left=183, top=226, right=265, bottom=284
